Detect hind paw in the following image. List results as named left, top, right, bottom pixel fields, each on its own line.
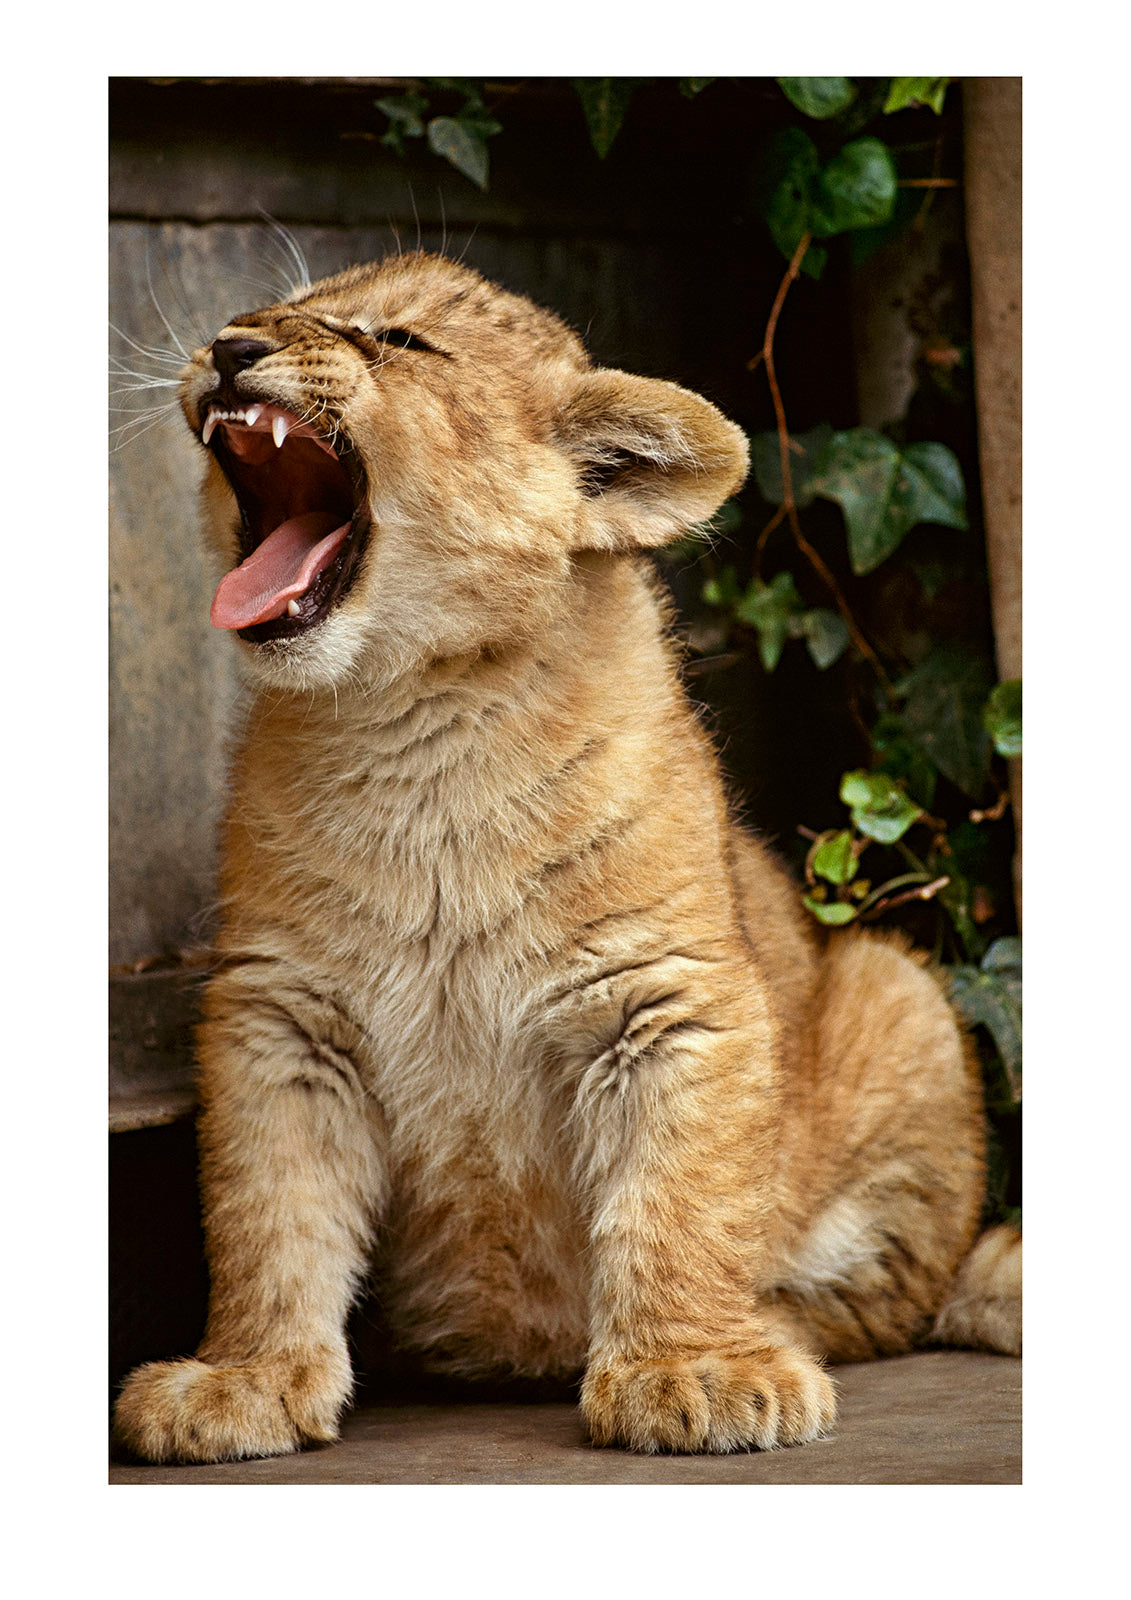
left=933, top=1225, right=1022, bottom=1356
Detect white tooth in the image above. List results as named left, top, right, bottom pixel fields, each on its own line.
left=287, top=598, right=301, bottom=617
left=201, top=412, right=217, bottom=445
left=245, top=405, right=263, bottom=427
left=272, top=415, right=290, bottom=449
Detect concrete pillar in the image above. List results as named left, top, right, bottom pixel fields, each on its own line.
left=963, top=78, right=1022, bottom=920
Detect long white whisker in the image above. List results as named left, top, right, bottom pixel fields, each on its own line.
left=109, top=394, right=179, bottom=419
left=232, top=269, right=292, bottom=302
left=109, top=367, right=183, bottom=388
left=110, top=392, right=181, bottom=407
left=257, top=211, right=311, bottom=297
left=109, top=399, right=182, bottom=416
left=111, top=428, right=173, bottom=454
left=109, top=323, right=187, bottom=367
left=109, top=407, right=181, bottom=451
left=153, top=241, right=213, bottom=347
left=250, top=234, right=295, bottom=302
left=145, top=250, right=191, bottom=359
left=453, top=222, right=480, bottom=268
left=408, top=182, right=422, bottom=254
left=272, top=219, right=311, bottom=293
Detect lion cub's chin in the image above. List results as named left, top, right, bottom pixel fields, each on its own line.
left=232, top=610, right=371, bottom=691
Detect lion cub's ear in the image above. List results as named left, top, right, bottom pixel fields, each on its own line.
left=554, top=367, right=749, bottom=551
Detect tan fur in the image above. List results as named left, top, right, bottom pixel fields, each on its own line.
left=113, top=253, right=1019, bottom=1464
left=932, top=1223, right=1022, bottom=1356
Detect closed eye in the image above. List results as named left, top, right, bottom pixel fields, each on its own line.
left=370, top=326, right=441, bottom=354
left=308, top=313, right=448, bottom=359
left=347, top=322, right=447, bottom=358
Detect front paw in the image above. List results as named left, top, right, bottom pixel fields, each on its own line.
left=112, top=1346, right=350, bottom=1465
left=581, top=1344, right=836, bottom=1454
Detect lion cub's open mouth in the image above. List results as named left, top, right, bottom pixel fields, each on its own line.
left=204, top=402, right=368, bottom=642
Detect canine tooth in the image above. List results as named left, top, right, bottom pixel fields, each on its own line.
left=245, top=405, right=263, bottom=426
left=272, top=415, right=290, bottom=448
left=202, top=412, right=218, bottom=445
left=287, top=598, right=301, bottom=617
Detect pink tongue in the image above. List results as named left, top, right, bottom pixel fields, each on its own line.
left=210, top=512, right=350, bottom=630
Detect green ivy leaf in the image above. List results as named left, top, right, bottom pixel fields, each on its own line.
left=759, top=128, right=828, bottom=279
left=734, top=571, right=803, bottom=672
left=376, top=93, right=428, bottom=135
left=898, top=645, right=994, bottom=797
left=376, top=92, right=429, bottom=153
left=846, top=185, right=922, bottom=270
left=809, top=430, right=898, bottom=571
left=813, top=829, right=857, bottom=884
left=884, top=77, right=952, bottom=115
left=984, top=679, right=1022, bottom=757
left=871, top=713, right=938, bottom=810
left=800, top=608, right=850, bottom=670
left=777, top=77, right=858, bottom=119
left=572, top=78, right=640, bottom=158
left=809, top=429, right=967, bottom=574
left=949, top=938, right=1022, bottom=1100
left=701, top=565, right=741, bottom=609
left=426, top=116, right=498, bottom=190
left=758, top=130, right=897, bottom=270
left=803, top=894, right=858, bottom=926
left=983, top=935, right=1021, bottom=973
left=750, top=424, right=833, bottom=508
left=810, top=138, right=897, bottom=235
left=840, top=769, right=923, bottom=844
left=900, top=441, right=969, bottom=532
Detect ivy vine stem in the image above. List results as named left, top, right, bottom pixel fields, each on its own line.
left=752, top=231, right=895, bottom=698
left=857, top=872, right=950, bottom=920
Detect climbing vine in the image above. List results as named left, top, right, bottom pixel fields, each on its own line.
left=376, top=76, right=1021, bottom=1223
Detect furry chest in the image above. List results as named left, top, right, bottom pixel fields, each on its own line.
left=352, top=949, right=591, bottom=1378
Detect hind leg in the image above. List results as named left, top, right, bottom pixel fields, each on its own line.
left=769, top=932, right=986, bottom=1363
left=933, top=1223, right=1021, bottom=1355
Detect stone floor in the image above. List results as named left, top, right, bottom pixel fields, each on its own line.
left=109, top=1349, right=1020, bottom=1485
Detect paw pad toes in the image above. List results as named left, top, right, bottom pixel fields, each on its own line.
left=583, top=1346, right=837, bottom=1455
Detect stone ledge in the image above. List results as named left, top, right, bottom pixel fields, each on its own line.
left=109, top=1349, right=1020, bottom=1485
left=109, top=966, right=205, bottom=1131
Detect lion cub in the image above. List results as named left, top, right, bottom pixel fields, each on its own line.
left=114, top=252, right=1019, bottom=1463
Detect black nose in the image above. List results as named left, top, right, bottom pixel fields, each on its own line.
left=211, top=337, right=274, bottom=380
